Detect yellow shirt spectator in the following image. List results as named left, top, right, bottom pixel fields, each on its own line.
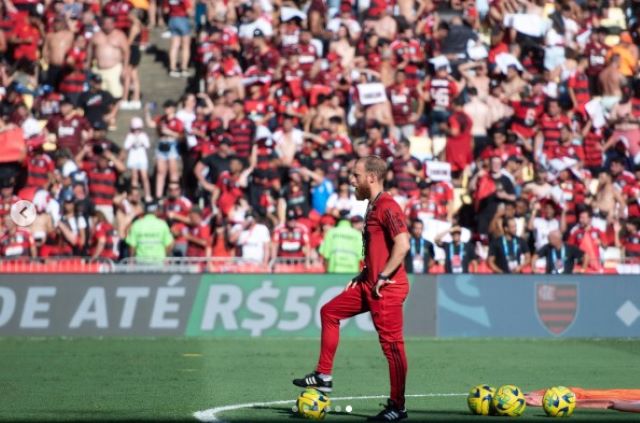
left=607, top=32, right=639, bottom=77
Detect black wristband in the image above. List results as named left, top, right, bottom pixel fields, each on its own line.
left=378, top=273, right=389, bottom=281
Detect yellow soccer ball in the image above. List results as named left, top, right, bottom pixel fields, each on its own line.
left=543, top=386, right=576, bottom=417
left=492, top=384, right=527, bottom=417
left=296, top=388, right=331, bottom=420
left=467, top=384, right=496, bottom=415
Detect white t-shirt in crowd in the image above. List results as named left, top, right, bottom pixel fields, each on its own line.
left=238, top=223, right=271, bottom=262
left=532, top=217, right=560, bottom=250
left=124, top=131, right=150, bottom=169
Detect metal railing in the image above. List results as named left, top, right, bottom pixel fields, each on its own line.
left=0, top=256, right=638, bottom=274
left=0, top=257, right=115, bottom=273
left=113, top=256, right=326, bottom=273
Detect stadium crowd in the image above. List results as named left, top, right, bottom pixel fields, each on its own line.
left=0, top=0, right=639, bottom=274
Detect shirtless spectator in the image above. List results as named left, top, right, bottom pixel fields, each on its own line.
left=42, top=18, right=73, bottom=89
left=372, top=7, right=397, bottom=41
left=464, top=87, right=491, bottom=157
left=89, top=16, right=129, bottom=105
left=599, top=54, right=626, bottom=115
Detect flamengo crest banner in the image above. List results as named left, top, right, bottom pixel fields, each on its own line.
left=535, top=283, right=578, bottom=336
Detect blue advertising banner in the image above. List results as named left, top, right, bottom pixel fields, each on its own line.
left=437, top=275, right=640, bottom=337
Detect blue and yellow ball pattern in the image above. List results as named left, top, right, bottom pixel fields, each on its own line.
left=492, top=384, right=527, bottom=417
left=467, top=384, right=496, bottom=415
left=543, top=386, right=576, bottom=417
left=296, top=388, right=331, bottom=420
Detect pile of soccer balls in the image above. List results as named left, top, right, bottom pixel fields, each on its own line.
left=467, top=384, right=576, bottom=417
left=295, top=388, right=331, bottom=420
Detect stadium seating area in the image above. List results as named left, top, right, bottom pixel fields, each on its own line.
left=0, top=0, right=640, bottom=273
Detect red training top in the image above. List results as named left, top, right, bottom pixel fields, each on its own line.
left=363, top=192, right=408, bottom=285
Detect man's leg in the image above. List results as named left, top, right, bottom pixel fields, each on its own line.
left=294, top=283, right=368, bottom=393
left=368, top=282, right=409, bottom=410
left=316, top=283, right=368, bottom=374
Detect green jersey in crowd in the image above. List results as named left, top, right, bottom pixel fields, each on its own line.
left=319, top=220, right=363, bottom=273
left=126, top=214, right=174, bottom=260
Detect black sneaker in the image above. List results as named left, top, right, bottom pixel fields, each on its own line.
left=367, top=399, right=408, bottom=421
left=292, top=371, right=333, bottom=393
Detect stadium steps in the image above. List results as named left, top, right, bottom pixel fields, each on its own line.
left=110, top=28, right=188, bottom=147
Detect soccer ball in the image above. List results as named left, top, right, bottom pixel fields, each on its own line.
left=492, top=384, right=527, bottom=417
left=543, top=386, right=576, bottom=417
left=467, top=384, right=496, bottom=415
left=296, top=388, right=331, bottom=420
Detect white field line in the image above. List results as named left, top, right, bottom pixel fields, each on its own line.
left=193, top=392, right=466, bottom=422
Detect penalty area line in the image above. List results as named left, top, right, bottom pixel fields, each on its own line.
left=193, top=392, right=466, bottom=422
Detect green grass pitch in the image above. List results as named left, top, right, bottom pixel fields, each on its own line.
left=0, top=337, right=638, bottom=422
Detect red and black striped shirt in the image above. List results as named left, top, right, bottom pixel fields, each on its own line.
left=102, top=0, right=134, bottom=32
left=88, top=167, right=117, bottom=206
left=568, top=71, right=590, bottom=111
left=90, top=220, right=119, bottom=260
left=539, top=114, right=570, bottom=154
left=26, top=154, right=55, bottom=188
left=227, top=118, right=255, bottom=159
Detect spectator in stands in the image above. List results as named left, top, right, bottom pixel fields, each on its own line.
left=184, top=206, right=211, bottom=259
left=0, top=215, right=36, bottom=258
left=404, top=218, right=435, bottom=274
left=78, top=74, right=117, bottom=130
left=194, top=137, right=233, bottom=204
left=162, top=180, right=192, bottom=256
left=389, top=139, right=422, bottom=196
left=45, top=96, right=91, bottom=155
left=88, top=15, right=128, bottom=122
left=58, top=190, right=88, bottom=256
left=114, top=186, right=144, bottom=241
left=528, top=199, right=562, bottom=252
left=0, top=178, right=19, bottom=222
left=126, top=201, right=174, bottom=260
left=42, top=17, right=73, bottom=89
left=568, top=208, right=604, bottom=270
left=123, top=117, right=152, bottom=202
left=309, top=167, right=334, bottom=216
left=488, top=217, right=530, bottom=274
left=145, top=99, right=184, bottom=198
left=165, top=0, right=193, bottom=77
left=435, top=226, right=478, bottom=274
left=470, top=155, right=517, bottom=235
left=229, top=211, right=270, bottom=265
left=79, top=143, right=125, bottom=224
left=319, top=213, right=362, bottom=273
left=326, top=179, right=358, bottom=219
left=532, top=230, right=587, bottom=274
left=272, top=211, right=310, bottom=263
left=442, top=96, right=473, bottom=181
left=89, top=210, right=119, bottom=261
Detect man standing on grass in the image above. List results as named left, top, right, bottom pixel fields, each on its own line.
left=293, top=156, right=411, bottom=421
